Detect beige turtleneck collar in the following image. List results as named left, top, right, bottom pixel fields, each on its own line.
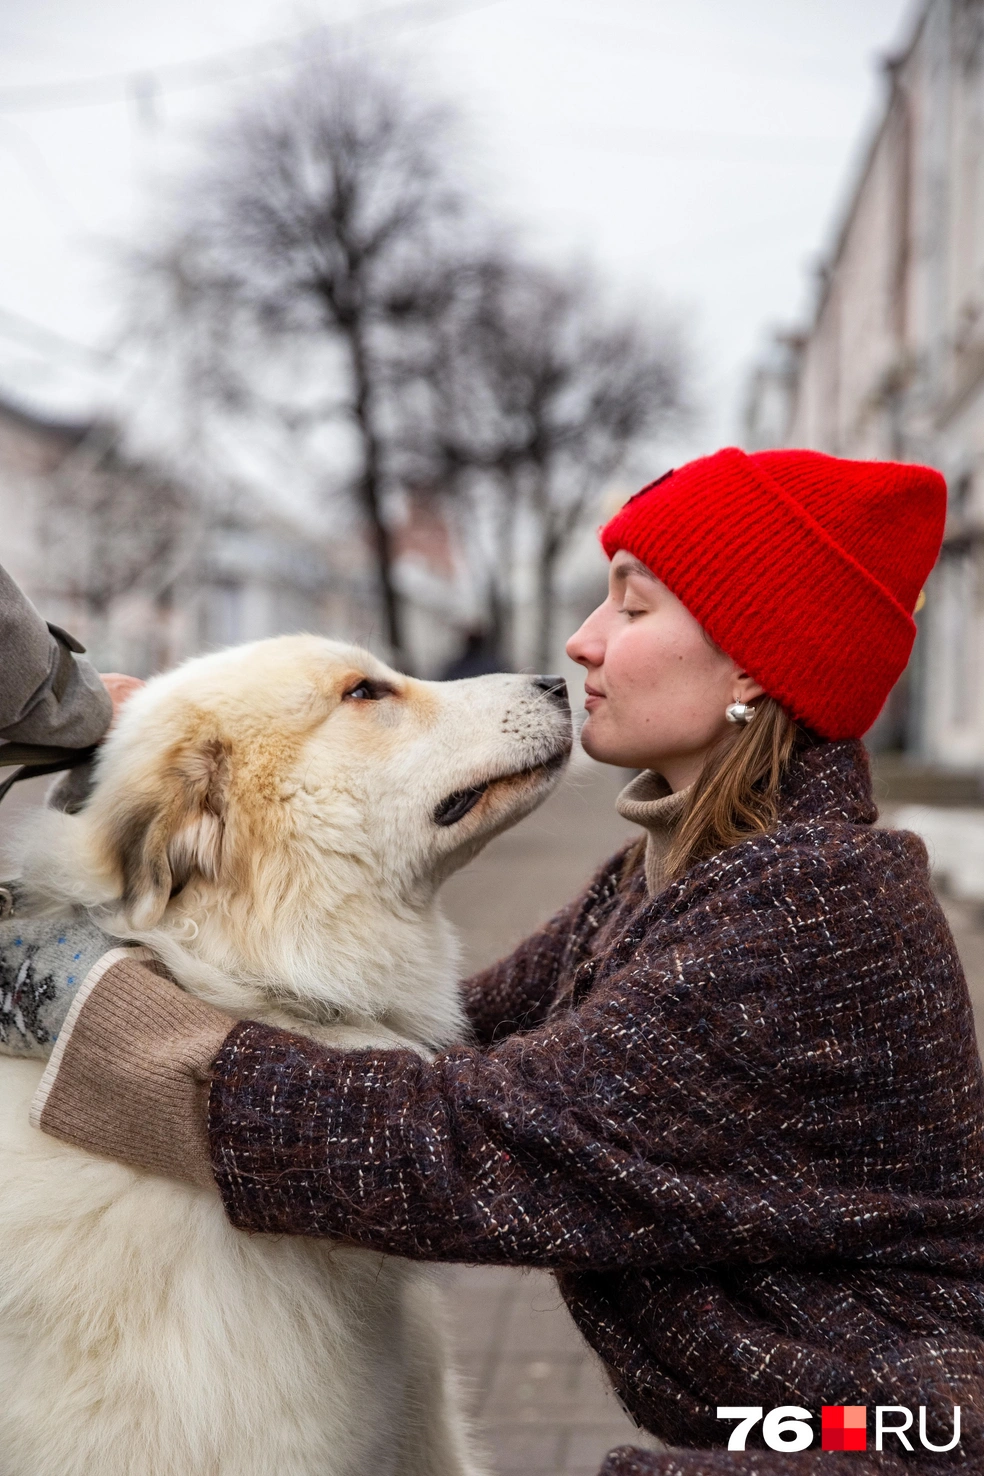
left=616, top=771, right=693, bottom=897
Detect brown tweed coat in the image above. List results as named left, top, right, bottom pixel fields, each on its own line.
left=208, top=740, right=984, bottom=1473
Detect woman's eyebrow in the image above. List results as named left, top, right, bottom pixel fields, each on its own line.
left=612, top=558, right=657, bottom=584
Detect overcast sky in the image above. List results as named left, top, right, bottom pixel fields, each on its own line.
left=0, top=0, right=914, bottom=455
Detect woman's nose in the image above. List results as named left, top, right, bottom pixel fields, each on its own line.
left=566, top=607, right=606, bottom=668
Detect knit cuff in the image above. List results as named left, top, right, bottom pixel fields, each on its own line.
left=30, top=953, right=235, bottom=1189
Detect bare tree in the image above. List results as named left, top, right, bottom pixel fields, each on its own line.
left=132, top=47, right=466, bottom=668
left=393, top=250, right=523, bottom=662
left=405, top=250, right=687, bottom=667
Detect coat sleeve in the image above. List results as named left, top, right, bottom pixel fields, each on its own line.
left=207, top=836, right=984, bottom=1268
left=598, top=1449, right=893, bottom=1475
left=0, top=563, right=112, bottom=749
left=459, top=851, right=627, bottom=1045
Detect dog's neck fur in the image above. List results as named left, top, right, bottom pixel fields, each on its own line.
left=140, top=882, right=467, bottom=1051
left=22, top=810, right=469, bottom=1053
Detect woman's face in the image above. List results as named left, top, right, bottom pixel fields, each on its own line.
left=565, top=551, right=763, bottom=789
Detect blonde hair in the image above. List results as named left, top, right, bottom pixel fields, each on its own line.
left=664, top=697, right=808, bottom=879
left=622, top=698, right=810, bottom=887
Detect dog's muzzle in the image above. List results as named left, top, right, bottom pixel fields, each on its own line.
left=531, top=675, right=569, bottom=710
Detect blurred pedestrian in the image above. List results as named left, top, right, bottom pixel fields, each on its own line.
left=440, top=626, right=508, bottom=680
left=7, top=450, right=984, bottom=1474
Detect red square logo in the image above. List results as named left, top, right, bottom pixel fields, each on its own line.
left=822, top=1406, right=867, bottom=1451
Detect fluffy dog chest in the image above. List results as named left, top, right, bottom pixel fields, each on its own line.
left=0, top=1055, right=431, bottom=1476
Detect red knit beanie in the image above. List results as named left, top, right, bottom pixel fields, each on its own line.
left=599, top=446, right=946, bottom=739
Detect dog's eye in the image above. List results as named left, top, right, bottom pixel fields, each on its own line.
left=343, top=679, right=390, bottom=702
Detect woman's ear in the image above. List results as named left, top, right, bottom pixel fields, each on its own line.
left=106, top=737, right=230, bottom=930
left=732, top=669, right=766, bottom=705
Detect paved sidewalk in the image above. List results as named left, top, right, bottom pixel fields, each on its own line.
left=442, top=757, right=664, bottom=1476
left=448, top=1264, right=660, bottom=1476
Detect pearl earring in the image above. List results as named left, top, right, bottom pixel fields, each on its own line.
left=725, top=701, right=756, bottom=726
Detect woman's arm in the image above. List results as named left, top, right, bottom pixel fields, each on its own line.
left=460, top=851, right=626, bottom=1045
left=460, top=929, right=568, bottom=1045
left=33, top=832, right=984, bottom=1271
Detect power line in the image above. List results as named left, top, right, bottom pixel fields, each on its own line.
left=0, top=0, right=507, bottom=114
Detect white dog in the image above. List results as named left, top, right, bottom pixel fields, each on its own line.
left=0, top=636, right=572, bottom=1476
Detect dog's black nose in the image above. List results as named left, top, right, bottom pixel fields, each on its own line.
left=532, top=675, right=569, bottom=709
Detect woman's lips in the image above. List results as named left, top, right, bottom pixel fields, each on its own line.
left=583, top=686, right=605, bottom=712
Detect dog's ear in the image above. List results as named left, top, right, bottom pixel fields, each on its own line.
left=111, top=737, right=230, bottom=930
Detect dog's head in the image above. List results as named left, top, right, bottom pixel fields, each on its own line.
left=65, top=637, right=571, bottom=934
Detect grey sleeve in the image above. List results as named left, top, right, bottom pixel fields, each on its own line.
left=0, top=563, right=112, bottom=749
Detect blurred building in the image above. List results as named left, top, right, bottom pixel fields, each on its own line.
left=0, top=394, right=355, bottom=676
left=745, top=0, right=984, bottom=766
left=0, top=392, right=602, bottom=682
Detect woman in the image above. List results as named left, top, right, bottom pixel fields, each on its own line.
left=5, top=446, right=984, bottom=1474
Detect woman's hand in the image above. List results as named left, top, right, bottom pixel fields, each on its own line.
left=99, top=673, right=145, bottom=726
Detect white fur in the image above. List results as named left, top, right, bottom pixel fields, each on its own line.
left=0, top=636, right=571, bottom=1476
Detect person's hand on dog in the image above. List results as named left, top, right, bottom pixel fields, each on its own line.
left=40, top=673, right=145, bottom=814
left=0, top=910, right=136, bottom=1058
left=99, top=672, right=145, bottom=725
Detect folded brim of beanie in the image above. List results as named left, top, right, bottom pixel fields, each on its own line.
left=599, top=447, right=937, bottom=740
